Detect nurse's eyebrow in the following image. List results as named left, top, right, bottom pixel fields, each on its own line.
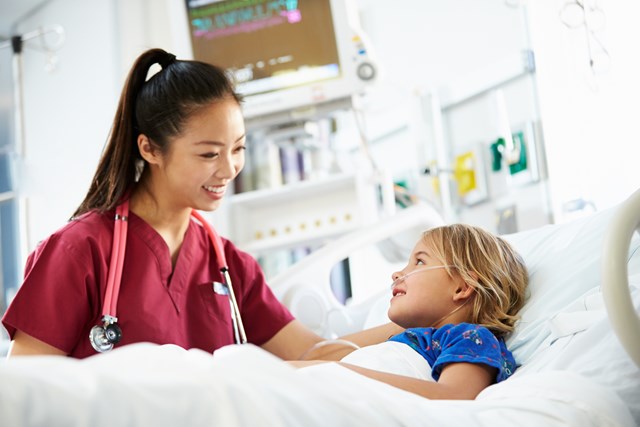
left=194, top=134, right=246, bottom=146
left=194, top=140, right=225, bottom=146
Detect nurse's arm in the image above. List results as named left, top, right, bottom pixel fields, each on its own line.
left=261, top=320, right=404, bottom=361
left=7, top=329, right=66, bottom=357
left=261, top=319, right=324, bottom=360
left=339, top=322, right=404, bottom=351
left=294, top=322, right=405, bottom=361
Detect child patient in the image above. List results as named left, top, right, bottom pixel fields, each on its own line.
left=291, top=224, right=529, bottom=400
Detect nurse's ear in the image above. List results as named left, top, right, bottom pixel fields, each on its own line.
left=137, top=134, right=163, bottom=166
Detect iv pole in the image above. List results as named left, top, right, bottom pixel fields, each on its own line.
left=0, top=25, right=65, bottom=157
left=0, top=25, right=65, bottom=284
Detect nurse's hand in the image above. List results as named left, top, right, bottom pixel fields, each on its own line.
left=7, top=330, right=66, bottom=357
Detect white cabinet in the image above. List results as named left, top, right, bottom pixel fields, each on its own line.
left=228, top=172, right=390, bottom=258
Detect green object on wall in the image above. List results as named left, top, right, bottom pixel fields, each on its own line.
left=490, top=138, right=505, bottom=172
left=490, top=132, right=527, bottom=175
left=508, top=131, right=527, bottom=175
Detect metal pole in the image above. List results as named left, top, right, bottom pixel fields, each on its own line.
left=11, top=36, right=25, bottom=159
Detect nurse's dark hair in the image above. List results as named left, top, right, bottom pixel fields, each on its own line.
left=72, top=48, right=242, bottom=218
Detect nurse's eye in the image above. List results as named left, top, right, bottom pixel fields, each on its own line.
left=233, top=145, right=246, bottom=154
left=201, top=152, right=220, bottom=159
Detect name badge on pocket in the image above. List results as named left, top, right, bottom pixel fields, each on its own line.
left=213, top=281, right=229, bottom=295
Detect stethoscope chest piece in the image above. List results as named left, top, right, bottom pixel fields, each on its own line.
left=89, top=318, right=122, bottom=353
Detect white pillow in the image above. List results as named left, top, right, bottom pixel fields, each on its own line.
left=510, top=283, right=640, bottom=425
left=504, top=206, right=640, bottom=364
left=360, top=203, right=640, bottom=367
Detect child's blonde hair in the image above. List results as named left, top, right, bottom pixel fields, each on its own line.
left=422, top=224, right=528, bottom=338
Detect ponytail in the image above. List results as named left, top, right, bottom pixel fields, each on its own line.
left=73, top=48, right=241, bottom=218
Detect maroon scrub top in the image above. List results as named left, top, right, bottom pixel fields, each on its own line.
left=2, top=209, right=294, bottom=358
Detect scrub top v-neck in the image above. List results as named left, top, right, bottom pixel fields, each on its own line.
left=2, top=209, right=294, bottom=358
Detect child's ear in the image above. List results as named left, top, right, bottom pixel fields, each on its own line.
left=453, top=275, right=477, bottom=302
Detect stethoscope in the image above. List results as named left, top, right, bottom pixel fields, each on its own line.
left=89, top=200, right=247, bottom=353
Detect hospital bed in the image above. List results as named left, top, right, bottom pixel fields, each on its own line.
left=1, top=188, right=639, bottom=427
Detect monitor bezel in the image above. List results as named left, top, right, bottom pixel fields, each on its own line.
left=170, top=0, right=374, bottom=121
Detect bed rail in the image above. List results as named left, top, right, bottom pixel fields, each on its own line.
left=602, top=187, right=640, bottom=367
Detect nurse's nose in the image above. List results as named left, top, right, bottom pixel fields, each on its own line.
left=215, top=153, right=236, bottom=180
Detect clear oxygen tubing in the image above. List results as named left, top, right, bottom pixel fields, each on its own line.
left=298, top=267, right=472, bottom=360
left=297, top=267, right=474, bottom=360
left=390, top=265, right=456, bottom=289
left=390, top=264, right=473, bottom=328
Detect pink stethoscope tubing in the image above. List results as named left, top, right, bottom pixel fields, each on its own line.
left=103, top=200, right=129, bottom=318
left=191, top=209, right=247, bottom=345
left=91, top=202, right=247, bottom=353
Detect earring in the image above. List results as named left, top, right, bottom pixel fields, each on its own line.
left=135, top=159, right=145, bottom=182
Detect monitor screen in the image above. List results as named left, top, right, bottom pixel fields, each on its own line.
left=188, top=1, right=340, bottom=98
left=183, top=0, right=375, bottom=122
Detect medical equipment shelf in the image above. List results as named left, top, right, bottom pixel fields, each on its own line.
left=228, top=172, right=386, bottom=257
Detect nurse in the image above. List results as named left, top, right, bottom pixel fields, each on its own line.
left=2, top=48, right=401, bottom=359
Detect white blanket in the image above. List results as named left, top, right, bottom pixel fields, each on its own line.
left=340, top=340, right=434, bottom=380
left=0, top=343, right=634, bottom=427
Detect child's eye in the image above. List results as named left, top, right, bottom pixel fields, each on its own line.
left=416, top=259, right=425, bottom=266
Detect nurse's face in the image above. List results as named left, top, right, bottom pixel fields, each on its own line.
left=152, top=97, right=246, bottom=212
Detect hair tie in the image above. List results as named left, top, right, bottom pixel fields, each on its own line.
left=158, top=53, right=176, bottom=69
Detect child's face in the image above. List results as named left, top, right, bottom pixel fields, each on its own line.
left=388, top=238, right=462, bottom=329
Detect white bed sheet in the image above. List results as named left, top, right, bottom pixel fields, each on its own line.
left=2, top=192, right=639, bottom=426
left=0, top=342, right=634, bottom=427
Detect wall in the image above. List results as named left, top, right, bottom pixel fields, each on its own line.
left=11, top=0, right=176, bottom=260
left=6, top=0, right=640, bottom=257
left=16, top=0, right=119, bottom=257
left=343, top=0, right=640, bottom=233
left=526, top=0, right=640, bottom=220
left=348, top=0, right=547, bottom=233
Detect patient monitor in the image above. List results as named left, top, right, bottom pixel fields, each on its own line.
left=181, top=0, right=377, bottom=127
